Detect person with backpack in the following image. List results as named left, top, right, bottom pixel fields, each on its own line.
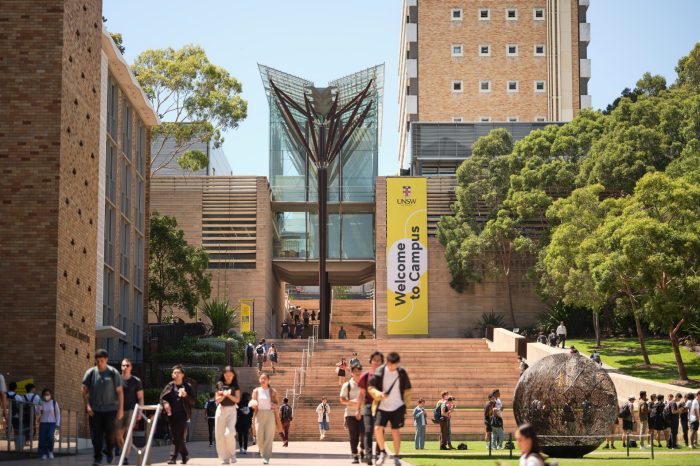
left=315, top=397, right=331, bottom=440
left=204, top=392, right=217, bottom=447
left=82, top=349, right=124, bottom=466
left=590, top=350, right=602, bottom=366
left=637, top=391, right=650, bottom=449
left=651, top=394, right=667, bottom=447
left=245, top=342, right=255, bottom=368
left=281, top=320, right=290, bottom=339
left=515, top=423, right=547, bottom=466
left=279, top=397, right=293, bottom=447
left=368, top=352, right=412, bottom=466
left=349, top=353, right=360, bottom=369
left=518, top=356, right=529, bottom=375
left=412, top=399, right=426, bottom=450
left=37, top=388, right=60, bottom=460
left=665, top=393, right=682, bottom=449
left=295, top=321, right=304, bottom=339
left=23, top=383, right=41, bottom=446
left=619, top=395, right=635, bottom=447
left=7, top=382, right=29, bottom=452
left=340, top=363, right=365, bottom=463
left=436, top=393, right=453, bottom=450
left=491, top=405, right=504, bottom=450
left=236, top=392, right=253, bottom=455
left=255, top=341, right=266, bottom=373
left=355, top=351, right=384, bottom=465
left=547, top=330, right=557, bottom=347
left=215, top=366, right=240, bottom=465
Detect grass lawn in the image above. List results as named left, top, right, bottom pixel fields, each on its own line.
left=398, top=441, right=700, bottom=466
left=566, top=338, right=700, bottom=388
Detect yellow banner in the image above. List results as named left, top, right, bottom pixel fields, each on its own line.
left=386, top=177, right=428, bottom=334
left=240, top=300, right=253, bottom=333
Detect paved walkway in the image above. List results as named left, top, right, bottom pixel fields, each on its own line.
left=0, top=441, right=414, bottom=466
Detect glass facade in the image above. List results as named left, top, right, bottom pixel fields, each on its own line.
left=260, top=65, right=383, bottom=261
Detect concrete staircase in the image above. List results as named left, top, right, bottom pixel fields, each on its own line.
left=289, top=299, right=374, bottom=339
left=233, top=339, right=520, bottom=441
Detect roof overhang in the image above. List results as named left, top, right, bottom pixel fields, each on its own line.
left=95, top=325, right=126, bottom=339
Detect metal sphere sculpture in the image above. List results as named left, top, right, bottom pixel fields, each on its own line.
left=513, top=353, right=618, bottom=458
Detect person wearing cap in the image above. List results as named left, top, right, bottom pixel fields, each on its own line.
left=621, top=395, right=636, bottom=447
left=638, top=391, right=650, bottom=449
left=81, top=349, right=124, bottom=466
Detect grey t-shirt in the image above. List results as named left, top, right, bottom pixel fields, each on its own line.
left=82, top=366, right=122, bottom=412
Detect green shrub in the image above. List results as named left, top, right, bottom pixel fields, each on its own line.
left=201, top=299, right=238, bottom=337
left=195, top=393, right=209, bottom=409
left=477, top=310, right=506, bottom=336
left=535, top=301, right=593, bottom=337
left=161, top=367, right=216, bottom=385
left=143, top=388, right=161, bottom=405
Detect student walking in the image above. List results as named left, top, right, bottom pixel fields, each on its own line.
left=368, top=351, right=412, bottom=466
left=117, top=358, right=144, bottom=462
left=215, top=366, right=241, bottom=464
left=336, top=358, right=348, bottom=386
left=303, top=309, right=310, bottom=328
left=356, top=351, right=384, bottom=465
left=160, top=365, right=195, bottom=465
left=37, top=388, right=60, bottom=460
left=236, top=393, right=253, bottom=455
left=556, top=321, right=567, bottom=348
left=81, top=349, right=124, bottom=466
left=255, top=341, right=265, bottom=373
left=516, top=424, right=546, bottom=466
left=295, top=321, right=304, bottom=339
left=340, top=363, right=365, bottom=463
left=246, top=343, right=255, bottom=368
left=205, top=393, right=217, bottom=447
left=412, top=399, right=426, bottom=450
left=316, top=397, right=331, bottom=440
left=267, top=344, right=278, bottom=374
left=251, top=373, right=281, bottom=465
left=7, top=382, right=30, bottom=452
left=281, top=320, right=290, bottom=339
left=279, top=397, right=293, bottom=447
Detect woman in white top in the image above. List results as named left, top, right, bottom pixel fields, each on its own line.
left=215, top=366, right=240, bottom=464
left=250, top=373, right=280, bottom=465
left=516, top=424, right=546, bottom=466
left=340, top=362, right=364, bottom=463
left=38, top=388, right=61, bottom=460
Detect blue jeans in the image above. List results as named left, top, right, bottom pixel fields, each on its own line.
left=491, top=426, right=504, bottom=449
left=414, top=424, right=426, bottom=449
left=39, top=422, right=56, bottom=456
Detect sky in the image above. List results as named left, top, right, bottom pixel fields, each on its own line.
left=104, top=0, right=700, bottom=177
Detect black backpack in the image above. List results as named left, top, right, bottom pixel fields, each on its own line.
left=256, top=345, right=264, bottom=355
left=433, top=403, right=443, bottom=423
left=205, top=400, right=217, bottom=418
left=8, top=392, right=21, bottom=429
left=280, top=404, right=293, bottom=421
left=618, top=403, right=631, bottom=419
left=649, top=402, right=659, bottom=422
left=491, top=414, right=503, bottom=428
left=663, top=402, right=674, bottom=423
left=246, top=344, right=254, bottom=356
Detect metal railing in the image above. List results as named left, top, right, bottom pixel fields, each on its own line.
left=118, top=404, right=163, bottom=466
left=2, top=401, right=80, bottom=456
left=289, top=326, right=319, bottom=411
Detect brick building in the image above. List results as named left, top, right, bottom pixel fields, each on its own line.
left=398, top=0, right=591, bottom=169
left=0, top=0, right=156, bottom=416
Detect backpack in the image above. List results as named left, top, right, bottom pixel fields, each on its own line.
left=8, top=392, right=22, bottom=429
left=256, top=345, right=264, bottom=355
left=246, top=344, right=254, bottom=356
left=433, top=403, right=444, bottom=423
left=663, top=402, right=674, bottom=423
left=491, top=414, right=503, bottom=428
left=649, top=401, right=660, bottom=421
left=618, top=403, right=631, bottom=419
left=205, top=400, right=217, bottom=418
left=280, top=404, right=293, bottom=421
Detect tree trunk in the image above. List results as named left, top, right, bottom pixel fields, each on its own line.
left=504, top=271, right=517, bottom=328
left=633, top=313, right=651, bottom=365
left=670, top=320, right=688, bottom=381
left=593, top=312, right=601, bottom=348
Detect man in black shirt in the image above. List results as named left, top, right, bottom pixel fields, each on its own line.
left=117, top=358, right=143, bottom=463
left=160, top=365, right=195, bottom=464
left=668, top=393, right=682, bottom=449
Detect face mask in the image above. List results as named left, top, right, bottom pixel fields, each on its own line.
left=44, top=396, right=51, bottom=401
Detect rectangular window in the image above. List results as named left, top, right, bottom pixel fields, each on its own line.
left=534, top=45, right=546, bottom=56
left=104, top=204, right=116, bottom=267
left=508, top=80, right=519, bottom=92
left=120, top=158, right=131, bottom=218
left=506, top=8, right=517, bottom=20
left=135, top=178, right=144, bottom=232
left=118, top=279, right=129, bottom=331
left=107, top=78, right=118, bottom=140
left=533, top=8, right=545, bottom=20
left=479, top=8, right=490, bottom=20
left=451, top=8, right=462, bottom=20
left=508, top=116, right=519, bottom=122
left=536, top=116, right=547, bottom=122
left=122, top=99, right=132, bottom=158
left=479, top=80, right=491, bottom=92
left=133, top=234, right=144, bottom=287
left=507, top=44, right=518, bottom=56
left=452, top=117, right=463, bottom=123
left=120, top=220, right=130, bottom=279
left=535, top=80, right=546, bottom=92
left=479, top=44, right=491, bottom=56
left=106, top=143, right=117, bottom=203
left=480, top=116, right=492, bottom=122
left=103, top=268, right=114, bottom=325
left=136, top=120, right=145, bottom=176
left=452, top=80, right=463, bottom=93
left=451, top=44, right=463, bottom=57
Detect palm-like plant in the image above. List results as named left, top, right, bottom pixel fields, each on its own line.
left=201, top=299, right=238, bottom=337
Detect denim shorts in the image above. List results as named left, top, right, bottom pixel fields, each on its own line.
left=319, top=421, right=330, bottom=431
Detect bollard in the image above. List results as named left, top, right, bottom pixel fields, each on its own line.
left=509, top=432, right=513, bottom=458
left=488, top=433, right=492, bottom=457
left=626, top=434, right=630, bottom=457
left=650, top=433, right=654, bottom=460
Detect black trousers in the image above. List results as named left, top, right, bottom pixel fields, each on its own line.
left=89, top=411, right=116, bottom=462
left=207, top=418, right=215, bottom=444
left=439, top=419, right=450, bottom=448
left=168, top=413, right=189, bottom=460
left=361, top=404, right=376, bottom=458
left=681, top=415, right=689, bottom=445
left=668, top=421, right=679, bottom=448
left=247, top=354, right=253, bottom=367
left=346, top=416, right=365, bottom=455
left=558, top=334, right=566, bottom=348
left=236, top=425, right=249, bottom=450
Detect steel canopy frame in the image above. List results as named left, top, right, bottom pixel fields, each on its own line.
left=260, top=64, right=382, bottom=339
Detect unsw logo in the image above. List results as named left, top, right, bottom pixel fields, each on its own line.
left=397, top=185, right=416, bottom=205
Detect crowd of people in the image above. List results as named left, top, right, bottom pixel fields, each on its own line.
left=279, top=306, right=318, bottom=339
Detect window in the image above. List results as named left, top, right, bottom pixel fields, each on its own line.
left=507, top=80, right=519, bottom=92
left=479, top=8, right=490, bottom=20
left=120, top=220, right=130, bottom=278
left=136, top=120, right=145, bottom=176
left=107, top=78, right=118, bottom=140
left=507, top=44, right=518, bottom=56
left=120, top=158, right=131, bottom=218
left=535, top=80, right=546, bottom=92
left=452, top=80, right=463, bottom=93
left=133, top=234, right=144, bottom=287
left=506, top=8, right=517, bottom=20
left=135, top=178, right=144, bottom=232
left=452, top=117, right=463, bottom=123
left=533, top=8, right=545, bottom=20
left=479, top=80, right=491, bottom=92
left=534, top=45, right=545, bottom=56
left=508, top=116, right=519, bottom=122
left=122, top=99, right=132, bottom=158
left=451, top=44, right=463, bottom=57
left=106, top=143, right=116, bottom=203
left=103, top=268, right=114, bottom=325
left=104, top=205, right=115, bottom=268
left=480, top=117, right=492, bottom=122
left=536, top=117, right=547, bottom=122
left=479, top=44, right=491, bottom=56
left=451, top=8, right=462, bottom=20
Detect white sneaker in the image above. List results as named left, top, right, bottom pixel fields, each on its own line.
left=231, top=457, right=237, bottom=464
left=221, top=460, right=229, bottom=465
left=376, top=451, right=388, bottom=465
left=48, top=453, right=54, bottom=459
left=41, top=455, right=48, bottom=460
left=263, top=459, right=269, bottom=465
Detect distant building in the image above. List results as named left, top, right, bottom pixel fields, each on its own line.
left=151, top=137, right=233, bottom=176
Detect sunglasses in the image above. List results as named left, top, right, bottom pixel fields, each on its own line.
left=122, top=364, right=131, bottom=367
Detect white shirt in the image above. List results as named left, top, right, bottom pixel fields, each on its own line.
left=519, top=453, right=545, bottom=466
left=556, top=325, right=567, bottom=335
left=379, top=367, right=403, bottom=412
left=257, top=388, right=272, bottom=411
left=316, top=402, right=331, bottom=422
left=40, top=399, right=61, bottom=425
left=495, top=398, right=503, bottom=410
left=689, top=399, right=700, bottom=423
left=0, top=374, right=6, bottom=394
left=23, top=392, right=41, bottom=406
left=340, top=379, right=360, bottom=418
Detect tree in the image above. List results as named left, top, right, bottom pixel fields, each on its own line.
left=132, top=45, right=248, bottom=174
left=201, top=299, right=238, bottom=337
left=675, top=42, right=700, bottom=90
left=109, top=32, right=125, bottom=54
left=149, top=214, right=212, bottom=323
